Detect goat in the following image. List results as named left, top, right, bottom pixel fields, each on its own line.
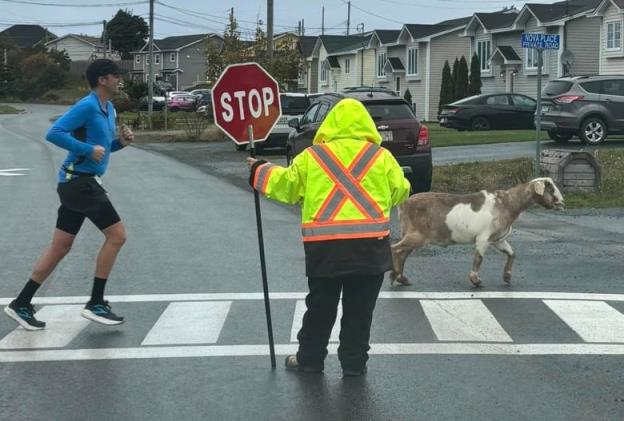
left=390, top=177, right=565, bottom=287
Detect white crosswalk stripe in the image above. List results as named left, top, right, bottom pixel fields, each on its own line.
left=420, top=300, right=513, bottom=342
left=543, top=300, right=624, bottom=343
left=142, top=301, right=232, bottom=346
left=291, top=300, right=342, bottom=343
left=0, top=305, right=90, bottom=349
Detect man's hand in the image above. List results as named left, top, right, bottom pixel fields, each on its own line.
left=92, top=145, right=105, bottom=162
left=247, top=157, right=258, bottom=167
left=120, top=124, right=134, bottom=146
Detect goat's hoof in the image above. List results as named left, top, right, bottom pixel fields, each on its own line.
left=503, top=272, right=512, bottom=284
left=469, top=272, right=482, bottom=288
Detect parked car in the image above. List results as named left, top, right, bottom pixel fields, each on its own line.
left=286, top=88, right=432, bottom=193
left=540, top=75, right=624, bottom=144
left=235, top=92, right=312, bottom=152
left=166, top=90, right=189, bottom=99
left=167, top=94, right=197, bottom=112
left=190, top=88, right=211, bottom=98
left=196, top=93, right=213, bottom=117
left=138, top=95, right=166, bottom=111
left=439, top=93, right=537, bottom=131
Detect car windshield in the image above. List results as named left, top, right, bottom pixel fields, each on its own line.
left=364, top=102, right=415, bottom=121
left=543, top=81, right=573, bottom=96
left=280, top=95, right=310, bottom=115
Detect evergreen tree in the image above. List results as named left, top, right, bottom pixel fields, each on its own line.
left=439, top=60, right=453, bottom=115
left=451, top=57, right=459, bottom=101
left=454, top=56, right=470, bottom=100
left=469, top=53, right=482, bottom=95
left=106, top=10, right=148, bottom=59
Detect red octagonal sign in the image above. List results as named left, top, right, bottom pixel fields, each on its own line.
left=211, top=62, right=282, bottom=145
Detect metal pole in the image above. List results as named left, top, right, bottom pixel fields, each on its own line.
left=248, top=125, right=276, bottom=369
left=347, top=1, right=351, bottom=35
left=148, top=0, right=155, bottom=118
left=102, top=20, right=107, bottom=59
left=267, top=0, right=274, bottom=59
left=535, top=48, right=543, bottom=177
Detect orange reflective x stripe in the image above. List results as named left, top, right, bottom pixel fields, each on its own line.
left=308, top=143, right=384, bottom=221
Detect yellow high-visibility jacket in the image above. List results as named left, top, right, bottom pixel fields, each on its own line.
left=250, top=98, right=410, bottom=246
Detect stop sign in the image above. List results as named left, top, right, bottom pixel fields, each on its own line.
left=211, top=62, right=282, bottom=144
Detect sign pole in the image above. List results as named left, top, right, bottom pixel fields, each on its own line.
left=248, top=125, right=277, bottom=369
left=535, top=48, right=543, bottom=177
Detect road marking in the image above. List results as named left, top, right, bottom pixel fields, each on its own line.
left=0, top=168, right=30, bottom=176
left=142, top=301, right=232, bottom=346
left=0, top=305, right=90, bottom=349
left=420, top=300, right=513, bottom=342
left=3, top=343, right=624, bottom=363
left=2, top=291, right=624, bottom=306
left=543, top=300, right=624, bottom=343
left=291, top=300, right=342, bottom=343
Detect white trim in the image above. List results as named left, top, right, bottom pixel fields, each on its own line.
left=345, top=57, right=350, bottom=73
left=406, top=46, right=419, bottom=76
left=425, top=44, right=431, bottom=120
left=135, top=54, right=141, bottom=64
left=477, top=37, right=492, bottom=73
left=605, top=19, right=623, bottom=51
left=558, top=25, right=565, bottom=77
left=376, top=50, right=387, bottom=78
left=169, top=52, right=176, bottom=63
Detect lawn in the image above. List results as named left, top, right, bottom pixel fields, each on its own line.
left=432, top=149, right=624, bottom=208
left=0, top=105, right=24, bottom=114
left=425, top=122, right=550, bottom=147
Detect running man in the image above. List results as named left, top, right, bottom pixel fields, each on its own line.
left=4, top=59, right=133, bottom=330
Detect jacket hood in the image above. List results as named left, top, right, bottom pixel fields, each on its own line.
left=312, top=98, right=382, bottom=145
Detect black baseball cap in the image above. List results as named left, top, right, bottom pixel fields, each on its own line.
left=86, top=59, right=127, bottom=88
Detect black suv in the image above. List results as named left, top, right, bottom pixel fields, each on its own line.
left=541, top=75, right=624, bottom=144
left=286, top=87, right=432, bottom=193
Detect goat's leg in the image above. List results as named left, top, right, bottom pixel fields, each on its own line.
left=390, top=233, right=426, bottom=286
left=493, top=240, right=515, bottom=284
left=469, top=237, right=490, bottom=287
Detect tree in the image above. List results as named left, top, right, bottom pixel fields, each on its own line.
left=15, top=52, right=67, bottom=98
left=454, top=56, right=470, bottom=101
left=48, top=49, right=71, bottom=72
left=469, top=53, right=482, bottom=95
left=439, top=60, right=453, bottom=115
left=122, top=78, right=148, bottom=112
left=205, top=10, right=251, bottom=84
left=451, top=57, right=459, bottom=101
left=106, top=9, right=148, bottom=59
left=253, top=24, right=300, bottom=89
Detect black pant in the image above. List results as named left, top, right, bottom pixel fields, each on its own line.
left=296, top=274, right=384, bottom=371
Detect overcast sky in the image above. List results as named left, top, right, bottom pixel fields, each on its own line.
left=1, top=0, right=563, bottom=39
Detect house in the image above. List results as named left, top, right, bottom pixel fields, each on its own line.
left=591, top=0, right=624, bottom=74
left=130, top=33, right=222, bottom=90
left=45, top=34, right=121, bottom=61
left=462, top=0, right=601, bottom=99
left=0, top=25, right=56, bottom=49
left=297, top=35, right=318, bottom=93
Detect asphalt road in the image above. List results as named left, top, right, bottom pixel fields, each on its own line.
left=1, top=104, right=623, bottom=421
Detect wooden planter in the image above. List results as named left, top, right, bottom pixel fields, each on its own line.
left=540, top=149, right=602, bottom=192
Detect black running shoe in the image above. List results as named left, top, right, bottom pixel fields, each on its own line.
left=4, top=300, right=46, bottom=331
left=81, top=301, right=124, bottom=325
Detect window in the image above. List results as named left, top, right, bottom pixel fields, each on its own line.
left=377, top=51, right=387, bottom=78
left=146, top=54, right=150, bottom=65
left=511, top=95, right=536, bottom=108
left=486, top=95, right=510, bottom=105
left=601, top=79, right=624, bottom=96
left=320, top=65, right=327, bottom=83
left=155, top=54, right=160, bottom=64
left=135, top=54, right=141, bottom=64
left=170, top=52, right=176, bottom=63
left=301, top=103, right=320, bottom=125
left=315, top=103, right=330, bottom=122
left=526, top=48, right=548, bottom=70
left=477, top=39, right=491, bottom=72
left=407, top=47, right=418, bottom=76
left=365, top=102, right=415, bottom=121
left=607, top=21, right=622, bottom=50
left=580, top=81, right=601, bottom=94
left=345, top=58, right=350, bottom=74
left=544, top=80, right=573, bottom=95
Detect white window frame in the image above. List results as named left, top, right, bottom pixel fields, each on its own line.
left=606, top=20, right=622, bottom=51
left=155, top=54, right=160, bottom=64
left=376, top=51, right=387, bottom=78
left=135, top=54, right=141, bottom=64
left=477, top=39, right=491, bottom=72
left=146, top=54, right=150, bottom=65
left=406, top=47, right=418, bottom=76
left=320, top=65, right=328, bottom=85
left=345, top=58, right=350, bottom=74
left=170, top=52, right=176, bottom=62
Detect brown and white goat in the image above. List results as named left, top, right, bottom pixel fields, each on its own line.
left=390, top=178, right=565, bottom=287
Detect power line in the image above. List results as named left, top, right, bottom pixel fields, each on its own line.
left=0, top=0, right=147, bottom=6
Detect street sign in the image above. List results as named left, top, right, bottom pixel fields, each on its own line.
left=521, top=33, right=560, bottom=50
left=211, top=62, right=282, bottom=145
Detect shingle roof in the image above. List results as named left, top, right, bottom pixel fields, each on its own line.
left=475, top=11, right=519, bottom=30
left=0, top=24, right=56, bottom=49
left=495, top=45, right=521, bottom=61
left=435, top=16, right=473, bottom=27
left=404, top=24, right=449, bottom=39
left=375, top=30, right=401, bottom=45
left=526, top=0, right=601, bottom=22
left=387, top=57, right=405, bottom=71
left=297, top=35, right=317, bottom=58
left=154, top=34, right=217, bottom=51
left=319, top=34, right=371, bottom=54
left=326, top=56, right=340, bottom=68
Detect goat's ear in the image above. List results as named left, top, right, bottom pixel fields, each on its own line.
left=533, top=180, right=546, bottom=196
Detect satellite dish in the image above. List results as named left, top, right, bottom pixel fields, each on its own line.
left=561, top=50, right=575, bottom=67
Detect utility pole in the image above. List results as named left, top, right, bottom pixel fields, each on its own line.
left=102, top=20, right=107, bottom=59
left=321, top=7, right=325, bottom=35
left=347, top=1, right=351, bottom=35
left=302, top=19, right=305, bottom=36
left=298, top=20, right=301, bottom=36
left=148, top=0, right=154, bottom=117
left=267, top=0, right=274, bottom=59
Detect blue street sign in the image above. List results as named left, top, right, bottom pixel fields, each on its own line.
left=521, top=33, right=560, bottom=50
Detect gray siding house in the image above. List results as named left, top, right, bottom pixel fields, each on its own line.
left=131, top=34, right=222, bottom=90
left=297, top=36, right=319, bottom=93
left=592, top=0, right=624, bottom=74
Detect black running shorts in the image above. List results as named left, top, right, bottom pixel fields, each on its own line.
left=56, top=177, right=121, bottom=235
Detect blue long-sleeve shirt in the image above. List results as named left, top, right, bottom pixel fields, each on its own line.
left=47, top=91, right=125, bottom=183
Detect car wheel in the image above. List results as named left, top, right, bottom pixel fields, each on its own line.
left=579, top=117, right=607, bottom=145
left=548, top=130, right=572, bottom=143
left=471, top=116, right=491, bottom=131
left=235, top=144, right=247, bottom=151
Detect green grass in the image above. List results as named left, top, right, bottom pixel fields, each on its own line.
left=424, top=122, right=549, bottom=147
left=432, top=149, right=624, bottom=208
left=0, top=105, right=23, bottom=114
